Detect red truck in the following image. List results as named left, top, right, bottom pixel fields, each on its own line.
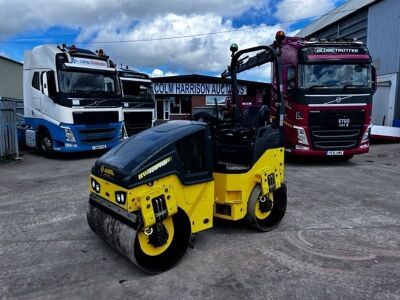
left=270, top=36, right=376, bottom=160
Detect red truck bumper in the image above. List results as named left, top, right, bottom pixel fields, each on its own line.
left=286, top=143, right=370, bottom=157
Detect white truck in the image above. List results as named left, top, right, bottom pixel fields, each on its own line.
left=23, top=44, right=125, bottom=157
left=118, top=68, right=155, bottom=136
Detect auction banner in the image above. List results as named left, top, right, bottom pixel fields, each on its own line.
left=153, top=82, right=246, bottom=95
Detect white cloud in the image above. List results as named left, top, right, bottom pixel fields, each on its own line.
left=89, top=13, right=283, bottom=81
left=150, top=69, right=165, bottom=77
left=237, top=63, right=273, bottom=83
left=0, top=0, right=295, bottom=81
left=150, top=69, right=178, bottom=77
left=274, top=0, right=336, bottom=22
left=0, top=0, right=263, bottom=39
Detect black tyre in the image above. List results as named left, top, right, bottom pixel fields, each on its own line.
left=245, top=184, right=287, bottom=232
left=38, top=130, right=54, bottom=158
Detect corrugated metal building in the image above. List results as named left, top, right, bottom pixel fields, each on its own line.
left=0, top=55, right=23, bottom=99
left=297, top=0, right=400, bottom=127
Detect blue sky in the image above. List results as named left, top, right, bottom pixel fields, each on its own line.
left=0, top=0, right=347, bottom=81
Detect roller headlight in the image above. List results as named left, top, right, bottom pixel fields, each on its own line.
left=91, top=178, right=100, bottom=193
left=115, top=191, right=127, bottom=205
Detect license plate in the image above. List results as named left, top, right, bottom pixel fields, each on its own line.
left=338, top=118, right=350, bottom=128
left=327, top=150, right=344, bottom=156
left=92, top=145, right=107, bottom=150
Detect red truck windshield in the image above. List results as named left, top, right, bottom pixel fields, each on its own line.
left=299, top=63, right=372, bottom=89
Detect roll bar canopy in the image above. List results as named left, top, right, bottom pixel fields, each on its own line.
left=221, top=32, right=285, bottom=132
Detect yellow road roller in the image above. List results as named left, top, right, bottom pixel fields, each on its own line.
left=87, top=32, right=287, bottom=273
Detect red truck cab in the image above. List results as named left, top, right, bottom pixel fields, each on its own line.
left=271, top=36, right=376, bottom=159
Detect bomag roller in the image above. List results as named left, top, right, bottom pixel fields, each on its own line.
left=87, top=31, right=287, bottom=273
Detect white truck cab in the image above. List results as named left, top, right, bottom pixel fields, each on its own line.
left=118, top=68, right=155, bottom=136
left=23, top=45, right=124, bottom=156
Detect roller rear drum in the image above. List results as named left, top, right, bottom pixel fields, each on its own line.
left=245, top=184, right=287, bottom=231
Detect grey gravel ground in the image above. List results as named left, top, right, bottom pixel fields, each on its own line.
left=0, top=143, right=399, bottom=300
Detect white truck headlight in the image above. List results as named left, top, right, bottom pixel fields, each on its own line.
left=119, top=124, right=128, bottom=141
left=361, top=124, right=371, bottom=143
left=293, top=125, right=309, bottom=146
left=61, top=126, right=76, bottom=143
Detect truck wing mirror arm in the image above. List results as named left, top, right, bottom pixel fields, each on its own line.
left=41, top=71, right=57, bottom=100
left=41, top=72, right=49, bottom=96
left=371, top=65, right=377, bottom=93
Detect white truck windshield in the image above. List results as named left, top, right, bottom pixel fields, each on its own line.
left=58, top=71, right=120, bottom=94
left=299, top=63, right=372, bottom=89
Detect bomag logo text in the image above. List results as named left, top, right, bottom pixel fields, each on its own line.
left=100, top=165, right=115, bottom=177
left=138, top=157, right=172, bottom=180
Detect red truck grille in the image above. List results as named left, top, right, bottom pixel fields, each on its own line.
left=309, top=111, right=364, bottom=150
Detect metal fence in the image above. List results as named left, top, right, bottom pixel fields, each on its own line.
left=0, top=97, right=20, bottom=159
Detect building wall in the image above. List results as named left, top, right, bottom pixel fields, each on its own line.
left=310, top=8, right=368, bottom=44
left=0, top=58, right=23, bottom=99
left=367, top=0, right=400, bottom=121
left=152, top=75, right=268, bottom=122
left=367, top=0, right=400, bottom=75
left=191, top=96, right=206, bottom=108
